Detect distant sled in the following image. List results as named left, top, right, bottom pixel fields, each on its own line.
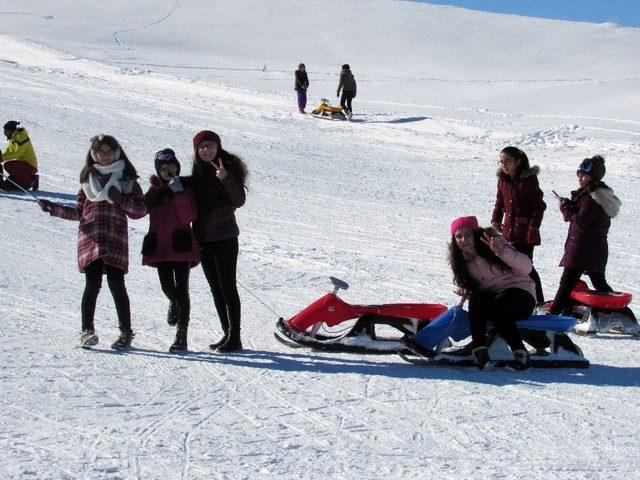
left=311, top=98, right=347, bottom=121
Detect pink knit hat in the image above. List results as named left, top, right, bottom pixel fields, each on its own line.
left=450, top=216, right=480, bottom=237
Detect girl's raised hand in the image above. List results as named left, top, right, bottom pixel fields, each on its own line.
left=215, top=159, right=228, bottom=180
left=480, top=231, right=505, bottom=256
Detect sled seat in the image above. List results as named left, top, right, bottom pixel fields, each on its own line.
left=571, top=289, right=632, bottom=310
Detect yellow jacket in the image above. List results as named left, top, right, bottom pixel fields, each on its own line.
left=2, top=127, right=38, bottom=170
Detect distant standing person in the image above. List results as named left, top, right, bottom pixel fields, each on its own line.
left=0, top=120, right=39, bottom=190
left=294, top=63, right=309, bottom=114
left=336, top=64, right=357, bottom=120
left=491, top=146, right=546, bottom=304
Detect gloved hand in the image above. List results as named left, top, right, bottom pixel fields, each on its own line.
left=526, top=228, right=541, bottom=245
left=108, top=186, right=123, bottom=205
left=168, top=176, right=183, bottom=193
left=38, top=199, right=54, bottom=212
left=119, top=179, right=134, bottom=194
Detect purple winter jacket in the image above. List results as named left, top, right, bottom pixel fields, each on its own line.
left=559, top=183, right=621, bottom=272
left=142, top=176, right=200, bottom=267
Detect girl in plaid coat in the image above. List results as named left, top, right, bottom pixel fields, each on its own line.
left=39, top=135, right=147, bottom=349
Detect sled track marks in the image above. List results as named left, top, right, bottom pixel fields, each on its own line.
left=112, top=0, right=184, bottom=49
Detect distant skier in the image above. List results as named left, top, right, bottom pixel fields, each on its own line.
left=336, top=64, right=357, bottom=120
left=491, top=146, right=546, bottom=304
left=0, top=120, right=39, bottom=190
left=548, top=155, right=621, bottom=318
left=294, top=63, right=309, bottom=114
left=142, top=148, right=200, bottom=352
left=190, top=130, right=247, bottom=352
left=37, top=135, right=147, bottom=349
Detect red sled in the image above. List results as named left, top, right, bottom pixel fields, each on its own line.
left=275, top=277, right=447, bottom=354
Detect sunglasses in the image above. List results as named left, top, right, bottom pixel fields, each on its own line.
left=156, top=152, right=175, bottom=162
left=577, top=159, right=594, bottom=174
left=197, top=141, right=218, bottom=151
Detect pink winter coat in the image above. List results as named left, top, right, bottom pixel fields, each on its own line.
left=142, top=175, right=200, bottom=267
left=465, top=237, right=536, bottom=298
left=48, top=180, right=147, bottom=273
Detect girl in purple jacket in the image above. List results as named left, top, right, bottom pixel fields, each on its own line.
left=190, top=130, right=247, bottom=352
left=38, top=135, right=147, bottom=349
left=142, top=149, right=200, bottom=351
left=549, top=155, right=621, bottom=316
left=449, top=215, right=536, bottom=370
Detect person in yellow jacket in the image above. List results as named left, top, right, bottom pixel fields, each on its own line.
left=1, top=120, right=39, bottom=190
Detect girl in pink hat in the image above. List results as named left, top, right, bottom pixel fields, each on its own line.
left=448, top=215, right=536, bottom=370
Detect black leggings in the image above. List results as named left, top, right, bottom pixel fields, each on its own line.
left=468, top=288, right=535, bottom=352
left=550, top=267, right=612, bottom=315
left=200, top=237, right=241, bottom=335
left=157, top=262, right=191, bottom=328
left=340, top=91, right=355, bottom=113
left=514, top=244, right=544, bottom=304
left=81, top=260, right=131, bottom=332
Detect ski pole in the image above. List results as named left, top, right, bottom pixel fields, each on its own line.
left=0, top=171, right=41, bottom=202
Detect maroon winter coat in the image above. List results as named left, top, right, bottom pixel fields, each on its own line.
left=142, top=176, right=200, bottom=267
left=491, top=166, right=546, bottom=246
left=48, top=180, right=147, bottom=273
left=559, top=184, right=621, bottom=272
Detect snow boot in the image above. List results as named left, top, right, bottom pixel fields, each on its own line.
left=472, top=346, right=491, bottom=371
left=508, top=349, right=531, bottom=371
left=111, top=330, right=134, bottom=350
left=167, top=300, right=179, bottom=326
left=217, top=316, right=242, bottom=352
left=402, top=335, right=436, bottom=358
left=169, top=326, right=188, bottom=352
left=209, top=315, right=230, bottom=350
left=31, top=173, right=39, bottom=191
left=80, top=329, right=98, bottom=348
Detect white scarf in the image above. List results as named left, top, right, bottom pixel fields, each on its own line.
left=81, top=160, right=125, bottom=203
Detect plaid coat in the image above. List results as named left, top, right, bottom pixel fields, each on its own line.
left=49, top=181, right=147, bottom=273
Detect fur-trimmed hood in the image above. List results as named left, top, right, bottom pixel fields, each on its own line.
left=497, top=165, right=540, bottom=181
left=591, top=184, right=621, bottom=218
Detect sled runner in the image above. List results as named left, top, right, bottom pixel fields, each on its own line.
left=274, top=277, right=447, bottom=354
left=311, top=99, right=347, bottom=121
left=569, top=280, right=638, bottom=336
left=400, top=308, right=589, bottom=369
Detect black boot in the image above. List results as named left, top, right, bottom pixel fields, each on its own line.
left=111, top=330, right=134, bottom=350
left=169, top=326, right=188, bottom=352
left=209, top=315, right=230, bottom=350
left=217, top=315, right=242, bottom=352
left=167, top=300, right=179, bottom=326
left=472, top=346, right=491, bottom=370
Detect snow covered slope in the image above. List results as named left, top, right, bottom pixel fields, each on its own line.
left=1, top=1, right=639, bottom=478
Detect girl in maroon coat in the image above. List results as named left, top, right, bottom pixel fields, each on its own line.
left=142, top=149, right=199, bottom=351
left=190, top=130, right=247, bottom=352
left=549, top=155, right=621, bottom=316
left=38, top=135, right=147, bottom=349
left=491, top=146, right=546, bottom=304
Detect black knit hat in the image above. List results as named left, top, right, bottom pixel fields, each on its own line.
left=154, top=148, right=180, bottom=176
left=577, top=155, right=605, bottom=182
left=3, top=120, right=19, bottom=131
left=341, top=64, right=350, bottom=70
left=298, top=63, right=305, bottom=69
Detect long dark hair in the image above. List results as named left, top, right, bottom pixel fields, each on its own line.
left=500, top=146, right=530, bottom=178
left=191, top=148, right=248, bottom=211
left=448, top=228, right=511, bottom=290
left=79, top=135, right=138, bottom=183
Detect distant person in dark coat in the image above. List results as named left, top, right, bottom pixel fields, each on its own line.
left=294, top=63, right=309, bottom=114
left=549, top=155, right=621, bottom=315
left=336, top=64, right=357, bottom=119
left=491, top=146, right=546, bottom=303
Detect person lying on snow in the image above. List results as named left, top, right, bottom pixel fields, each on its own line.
left=0, top=120, right=39, bottom=190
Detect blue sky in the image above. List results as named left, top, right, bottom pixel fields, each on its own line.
left=412, top=1, right=640, bottom=28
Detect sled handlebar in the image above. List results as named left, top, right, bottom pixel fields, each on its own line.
left=329, top=276, right=349, bottom=294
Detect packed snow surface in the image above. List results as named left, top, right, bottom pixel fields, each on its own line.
left=1, top=1, right=639, bottom=478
